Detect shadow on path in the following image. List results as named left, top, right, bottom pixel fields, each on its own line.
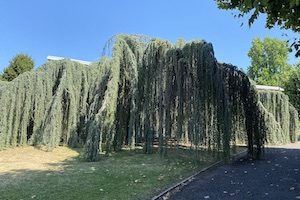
left=167, top=144, right=300, bottom=200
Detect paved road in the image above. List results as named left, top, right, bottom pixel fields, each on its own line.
left=168, top=143, right=300, bottom=200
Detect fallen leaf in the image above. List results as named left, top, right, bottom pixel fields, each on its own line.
left=162, top=196, right=169, bottom=200
left=247, top=191, right=253, bottom=196
left=290, top=187, right=295, bottom=191
left=204, top=196, right=210, bottom=199
left=295, top=196, right=300, bottom=199
left=158, top=175, right=164, bottom=181
left=134, top=179, right=142, bottom=183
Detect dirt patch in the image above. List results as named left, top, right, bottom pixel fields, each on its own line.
left=0, top=146, right=79, bottom=186
left=265, top=141, right=300, bottom=149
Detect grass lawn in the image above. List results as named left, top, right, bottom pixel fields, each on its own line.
left=0, top=146, right=227, bottom=200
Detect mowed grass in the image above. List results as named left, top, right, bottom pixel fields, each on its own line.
left=0, top=146, right=218, bottom=200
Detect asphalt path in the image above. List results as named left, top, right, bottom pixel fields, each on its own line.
left=168, top=143, right=300, bottom=200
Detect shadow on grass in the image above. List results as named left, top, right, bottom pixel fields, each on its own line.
left=0, top=146, right=225, bottom=200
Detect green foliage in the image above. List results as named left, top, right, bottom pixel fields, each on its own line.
left=1, top=53, right=34, bottom=81
left=215, top=0, right=300, bottom=57
left=0, top=34, right=298, bottom=162
left=84, top=121, right=101, bottom=161
left=284, top=62, right=300, bottom=115
left=258, top=90, right=298, bottom=144
left=247, top=37, right=292, bottom=87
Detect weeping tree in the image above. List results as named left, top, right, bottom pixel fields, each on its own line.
left=0, top=34, right=298, bottom=162
left=258, top=90, right=298, bottom=143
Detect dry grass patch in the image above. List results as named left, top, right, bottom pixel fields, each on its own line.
left=0, top=146, right=79, bottom=187
left=0, top=146, right=79, bottom=172
left=0, top=146, right=225, bottom=200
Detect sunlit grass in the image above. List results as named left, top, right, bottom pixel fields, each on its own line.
left=0, top=146, right=229, bottom=200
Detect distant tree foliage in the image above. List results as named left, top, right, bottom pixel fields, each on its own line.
left=215, top=0, right=300, bottom=57
left=2, top=53, right=34, bottom=81
left=284, top=62, right=300, bottom=114
left=247, top=37, right=292, bottom=87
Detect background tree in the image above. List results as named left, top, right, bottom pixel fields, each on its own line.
left=284, top=62, right=300, bottom=114
left=1, top=53, right=34, bottom=81
left=247, top=37, right=292, bottom=87
left=215, top=0, right=300, bottom=57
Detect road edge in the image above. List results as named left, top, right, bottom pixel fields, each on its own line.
left=151, top=150, right=248, bottom=200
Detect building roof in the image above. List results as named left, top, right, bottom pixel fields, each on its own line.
left=47, top=55, right=91, bottom=65
left=256, top=85, right=284, bottom=91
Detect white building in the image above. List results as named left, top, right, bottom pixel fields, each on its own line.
left=47, top=55, right=92, bottom=65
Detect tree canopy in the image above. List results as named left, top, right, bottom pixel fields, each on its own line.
left=1, top=53, right=34, bottom=81
left=215, top=0, right=300, bottom=57
left=247, top=37, right=292, bottom=87
left=0, top=34, right=298, bottom=162
left=284, top=62, right=300, bottom=114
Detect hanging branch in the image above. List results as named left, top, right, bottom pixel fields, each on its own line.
left=0, top=34, right=298, bottom=163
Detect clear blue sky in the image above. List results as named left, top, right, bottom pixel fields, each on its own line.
left=0, top=0, right=299, bottom=73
